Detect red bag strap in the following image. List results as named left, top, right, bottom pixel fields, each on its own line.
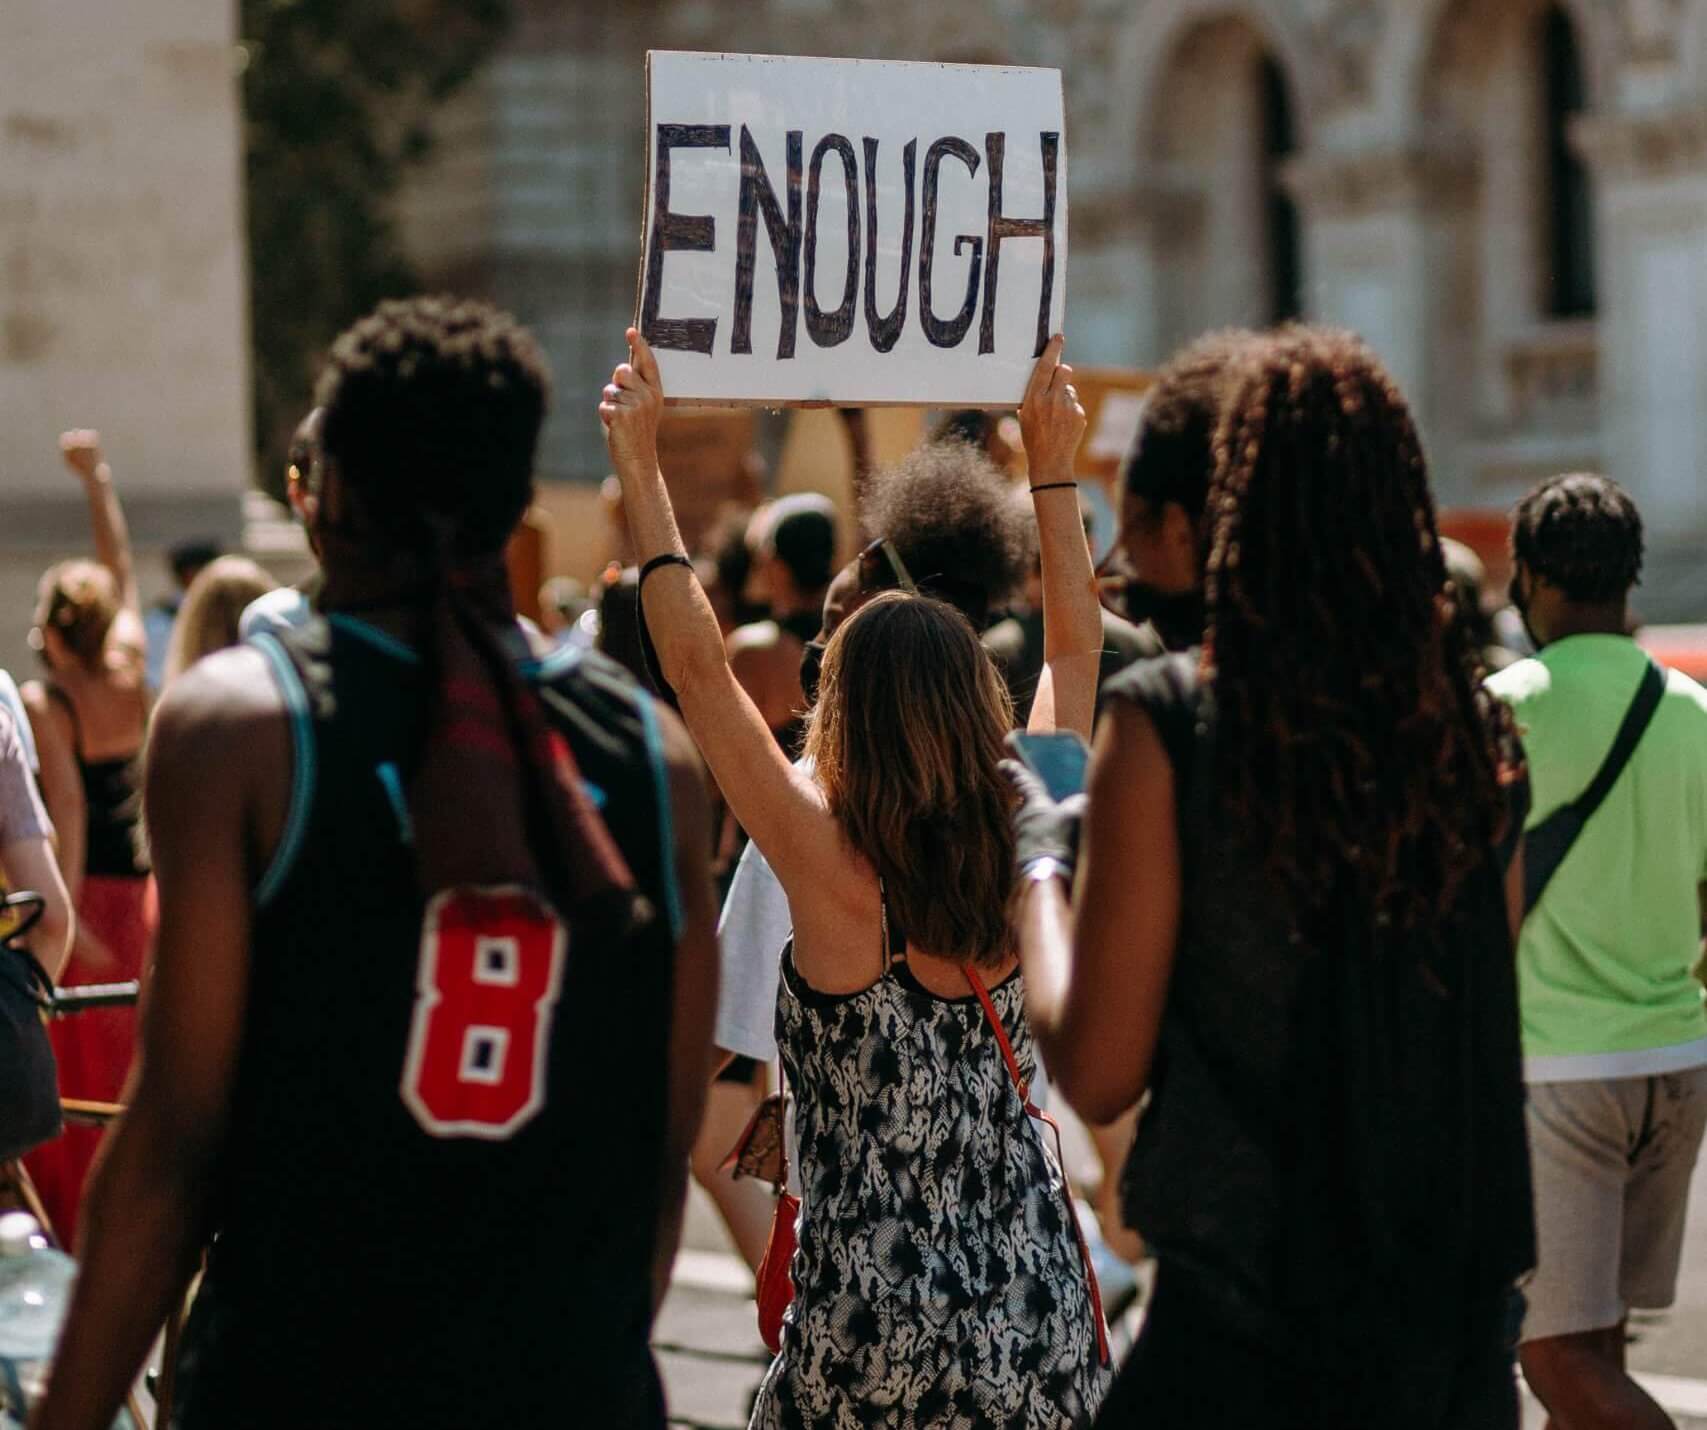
left=962, top=963, right=1034, bottom=1109
left=962, top=964, right=1112, bottom=1367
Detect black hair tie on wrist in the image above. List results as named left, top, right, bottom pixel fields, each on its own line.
left=638, top=551, right=693, bottom=587
left=1028, top=481, right=1078, bottom=495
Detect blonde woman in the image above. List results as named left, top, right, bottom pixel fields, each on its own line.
left=163, top=556, right=277, bottom=686
left=19, top=431, right=154, bottom=1247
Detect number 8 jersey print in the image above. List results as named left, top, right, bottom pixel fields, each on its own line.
left=401, top=886, right=568, bottom=1138
left=172, top=616, right=684, bottom=1430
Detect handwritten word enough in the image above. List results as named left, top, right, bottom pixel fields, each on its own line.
left=642, top=125, right=1059, bottom=362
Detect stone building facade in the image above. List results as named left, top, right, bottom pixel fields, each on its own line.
left=403, top=0, right=1707, bottom=618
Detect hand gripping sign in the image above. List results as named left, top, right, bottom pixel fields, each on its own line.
left=637, top=51, right=1068, bottom=408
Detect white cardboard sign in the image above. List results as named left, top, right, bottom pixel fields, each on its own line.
left=637, top=51, right=1067, bottom=407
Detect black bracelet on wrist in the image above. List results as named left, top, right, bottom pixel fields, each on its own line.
left=638, top=551, right=693, bottom=588
left=1028, top=481, right=1078, bottom=495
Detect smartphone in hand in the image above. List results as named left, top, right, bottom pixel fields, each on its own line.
left=1009, top=731, right=1091, bottom=801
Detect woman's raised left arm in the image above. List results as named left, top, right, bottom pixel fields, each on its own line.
left=1018, top=338, right=1099, bottom=740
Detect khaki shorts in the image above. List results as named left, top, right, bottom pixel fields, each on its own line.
left=1520, top=1066, right=1707, bottom=1343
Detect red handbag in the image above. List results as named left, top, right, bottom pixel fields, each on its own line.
left=722, top=1069, right=798, bottom=1354
left=755, top=1186, right=800, bottom=1354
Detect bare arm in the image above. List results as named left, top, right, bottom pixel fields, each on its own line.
left=34, top=651, right=283, bottom=1430
left=652, top=706, right=720, bottom=1315
left=1019, top=336, right=1100, bottom=742
left=59, top=431, right=145, bottom=667
left=20, top=685, right=85, bottom=900
left=1, top=836, right=74, bottom=982
left=599, top=331, right=852, bottom=907
left=1014, top=701, right=1180, bottom=1124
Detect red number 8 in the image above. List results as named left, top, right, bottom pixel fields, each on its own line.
left=400, top=886, right=567, bottom=1139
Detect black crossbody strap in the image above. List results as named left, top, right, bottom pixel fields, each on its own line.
left=1523, top=658, right=1665, bottom=915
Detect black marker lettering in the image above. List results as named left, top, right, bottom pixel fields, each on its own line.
left=641, top=123, right=731, bottom=355
left=804, top=134, right=859, bottom=348
left=981, top=131, right=1058, bottom=357
left=862, top=138, right=916, bottom=354
left=733, top=126, right=803, bottom=359
left=919, top=137, right=983, bottom=350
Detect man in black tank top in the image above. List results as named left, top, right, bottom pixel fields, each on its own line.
left=38, top=298, right=720, bottom=1430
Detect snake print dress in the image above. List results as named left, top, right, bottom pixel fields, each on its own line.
left=749, top=942, right=1108, bottom=1429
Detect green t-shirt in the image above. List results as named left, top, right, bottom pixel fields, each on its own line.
left=1487, top=635, right=1707, bottom=1077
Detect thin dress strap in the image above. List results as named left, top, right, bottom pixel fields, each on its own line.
left=878, top=879, right=907, bottom=971
left=43, top=684, right=84, bottom=760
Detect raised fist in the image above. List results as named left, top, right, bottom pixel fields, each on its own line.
left=59, top=429, right=106, bottom=483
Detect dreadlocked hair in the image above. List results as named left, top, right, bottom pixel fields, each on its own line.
left=1512, top=472, right=1643, bottom=603
left=1123, top=326, right=1260, bottom=523
left=1202, top=325, right=1518, bottom=934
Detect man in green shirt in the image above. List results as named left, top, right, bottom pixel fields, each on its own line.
left=1488, top=473, right=1707, bottom=1430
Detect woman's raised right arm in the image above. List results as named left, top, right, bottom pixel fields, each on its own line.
left=599, top=330, right=851, bottom=903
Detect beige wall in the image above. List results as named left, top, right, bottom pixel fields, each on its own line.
left=0, top=0, right=250, bottom=671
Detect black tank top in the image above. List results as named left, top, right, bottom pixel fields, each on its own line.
left=44, top=685, right=146, bottom=879
left=1104, top=654, right=1533, bottom=1389
left=174, top=617, right=682, bottom=1430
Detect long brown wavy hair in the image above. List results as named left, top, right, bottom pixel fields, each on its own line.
left=803, top=591, right=1017, bottom=966
left=1202, top=326, right=1518, bottom=932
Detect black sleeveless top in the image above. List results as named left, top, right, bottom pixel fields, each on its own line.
left=1103, top=655, right=1533, bottom=1389
left=174, top=617, right=683, bottom=1430
left=45, top=685, right=146, bottom=879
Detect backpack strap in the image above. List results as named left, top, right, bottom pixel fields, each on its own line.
left=1523, top=657, right=1665, bottom=915
left=963, top=963, right=1112, bottom=1367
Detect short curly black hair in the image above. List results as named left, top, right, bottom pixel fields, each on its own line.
left=1124, top=328, right=1259, bottom=522
left=862, top=439, right=1031, bottom=627
left=1512, top=472, right=1644, bottom=603
left=315, top=295, right=550, bottom=556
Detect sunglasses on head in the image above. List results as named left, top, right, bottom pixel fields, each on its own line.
left=857, top=536, right=917, bottom=596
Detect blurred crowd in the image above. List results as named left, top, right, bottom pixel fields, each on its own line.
left=0, top=298, right=1701, bottom=1430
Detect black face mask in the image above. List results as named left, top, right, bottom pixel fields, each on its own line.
left=1115, top=581, right=1205, bottom=651
left=799, top=638, right=827, bottom=707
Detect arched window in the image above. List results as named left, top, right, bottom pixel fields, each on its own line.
left=1542, top=5, right=1595, bottom=317
left=1260, top=55, right=1302, bottom=323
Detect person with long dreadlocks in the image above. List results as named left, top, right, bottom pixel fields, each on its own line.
left=36, top=297, right=720, bottom=1430
left=1006, top=326, right=1536, bottom=1428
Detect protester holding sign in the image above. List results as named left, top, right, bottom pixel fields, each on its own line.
left=1007, top=328, right=1536, bottom=1428
left=602, top=327, right=1108, bottom=1426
